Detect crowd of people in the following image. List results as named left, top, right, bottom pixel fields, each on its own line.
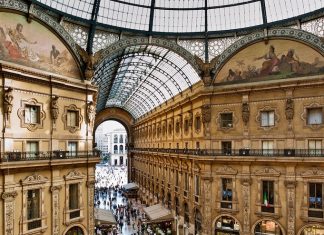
left=94, top=165, right=147, bottom=235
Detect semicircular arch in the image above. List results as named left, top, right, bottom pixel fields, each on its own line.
left=62, top=223, right=88, bottom=235
left=95, top=37, right=200, bottom=73
left=251, top=218, right=286, bottom=235
left=212, top=214, right=242, bottom=234
left=297, top=223, right=324, bottom=235
left=212, top=28, right=324, bottom=83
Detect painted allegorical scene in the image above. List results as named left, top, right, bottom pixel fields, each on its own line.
left=215, top=39, right=324, bottom=84
left=0, top=12, right=80, bottom=78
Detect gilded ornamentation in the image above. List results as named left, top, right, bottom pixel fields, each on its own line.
left=242, top=102, right=250, bottom=125
left=20, top=173, right=48, bottom=185
left=3, top=87, right=13, bottom=123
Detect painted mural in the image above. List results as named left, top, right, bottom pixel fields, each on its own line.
left=215, top=39, right=324, bottom=84
left=0, top=12, right=80, bottom=78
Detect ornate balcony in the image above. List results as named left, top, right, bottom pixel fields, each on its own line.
left=0, top=150, right=101, bottom=162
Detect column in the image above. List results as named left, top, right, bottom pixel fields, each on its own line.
left=285, top=180, right=296, bottom=235
left=2, top=191, right=18, bottom=235
left=201, top=177, right=213, bottom=235
left=87, top=180, right=96, bottom=235
left=240, top=177, right=251, bottom=235
left=51, top=185, right=62, bottom=235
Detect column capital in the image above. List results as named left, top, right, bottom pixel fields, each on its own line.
left=1, top=191, right=18, bottom=201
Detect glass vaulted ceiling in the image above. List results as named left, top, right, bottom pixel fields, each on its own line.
left=93, top=45, right=200, bottom=119
left=36, top=0, right=323, bottom=34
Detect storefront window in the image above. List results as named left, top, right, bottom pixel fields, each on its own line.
left=301, top=225, right=324, bottom=235
left=254, top=220, right=283, bottom=235
left=215, top=216, right=240, bottom=235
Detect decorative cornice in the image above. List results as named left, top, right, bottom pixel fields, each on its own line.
left=301, top=168, right=324, bottom=178
left=254, top=167, right=281, bottom=177
left=50, top=185, right=62, bottom=192
left=21, top=174, right=49, bottom=185
left=1, top=191, right=18, bottom=200
left=64, top=170, right=86, bottom=180
left=86, top=180, right=96, bottom=188
left=215, top=165, right=238, bottom=175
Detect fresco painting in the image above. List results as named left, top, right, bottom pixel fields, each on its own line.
left=0, top=12, right=80, bottom=78
left=215, top=39, right=324, bottom=84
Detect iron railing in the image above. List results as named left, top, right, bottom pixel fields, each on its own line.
left=131, top=148, right=324, bottom=158
left=0, top=150, right=101, bottom=162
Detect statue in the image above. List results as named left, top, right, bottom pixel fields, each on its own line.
left=87, top=101, right=96, bottom=125
left=285, top=98, right=294, bottom=121
left=3, top=87, right=13, bottom=122
left=76, top=45, right=103, bottom=81
left=51, top=96, right=59, bottom=122
left=195, top=55, right=219, bottom=86
left=242, top=102, right=250, bottom=125
left=202, top=104, right=211, bottom=124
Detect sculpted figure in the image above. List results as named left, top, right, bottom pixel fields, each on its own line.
left=242, top=102, right=250, bottom=125
left=3, top=87, right=13, bottom=121
left=51, top=96, right=59, bottom=121
left=285, top=98, right=294, bottom=121
left=87, top=101, right=96, bottom=125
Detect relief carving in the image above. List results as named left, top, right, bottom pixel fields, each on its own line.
left=51, top=95, right=59, bottom=122
left=3, top=87, right=13, bottom=124
left=64, top=170, right=85, bottom=180
left=285, top=181, right=296, bottom=235
left=285, top=98, right=294, bottom=121
left=301, top=168, right=324, bottom=177
left=20, top=173, right=48, bottom=185
left=87, top=101, right=96, bottom=125
left=195, top=55, right=218, bottom=86
left=254, top=167, right=280, bottom=177
left=202, top=105, right=211, bottom=124
left=215, top=165, right=238, bottom=175
left=51, top=187, right=61, bottom=235
left=242, top=102, right=250, bottom=125
left=240, top=179, right=250, bottom=233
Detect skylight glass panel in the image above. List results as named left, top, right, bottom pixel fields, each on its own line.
left=37, top=0, right=94, bottom=19
left=118, top=0, right=151, bottom=6
left=98, top=1, right=150, bottom=30
left=155, top=0, right=205, bottom=8
left=153, top=9, right=205, bottom=33
left=265, top=0, right=324, bottom=23
left=208, top=1, right=263, bottom=31
left=207, top=0, right=252, bottom=7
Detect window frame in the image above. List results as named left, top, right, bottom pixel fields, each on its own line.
left=307, top=107, right=323, bottom=125
left=220, top=113, right=233, bottom=128
left=18, top=98, right=45, bottom=131
left=308, top=182, right=324, bottom=219
left=260, top=110, right=275, bottom=127
left=63, top=104, right=82, bottom=133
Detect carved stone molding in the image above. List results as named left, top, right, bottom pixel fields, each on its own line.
left=4, top=199, right=16, bottom=235
left=241, top=182, right=250, bottom=233
left=51, top=95, right=59, bottom=122
left=50, top=185, right=62, bottom=192
left=215, top=165, right=238, bottom=175
left=240, top=177, right=252, bottom=185
left=242, top=102, right=250, bottom=126
left=1, top=191, right=18, bottom=201
left=286, top=185, right=296, bottom=235
left=202, top=104, right=211, bottom=124
left=20, top=173, right=49, bottom=185
left=254, top=167, right=280, bottom=177
left=86, top=180, right=96, bottom=188
left=64, top=170, right=86, bottom=180
left=256, top=105, right=279, bottom=131
left=17, top=98, right=46, bottom=131
left=3, top=87, right=13, bottom=125
left=301, top=102, right=324, bottom=130
left=62, top=104, right=83, bottom=133
left=300, top=168, right=324, bottom=178
left=284, top=180, right=297, bottom=188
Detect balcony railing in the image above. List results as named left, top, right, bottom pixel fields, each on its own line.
left=131, top=148, right=324, bottom=158
left=0, top=150, right=101, bottom=162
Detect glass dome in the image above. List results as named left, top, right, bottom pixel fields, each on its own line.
left=35, top=0, right=324, bottom=35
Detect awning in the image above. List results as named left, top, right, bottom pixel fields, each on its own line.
left=94, top=208, right=117, bottom=225
left=143, top=204, right=174, bottom=224
left=123, top=182, right=139, bottom=191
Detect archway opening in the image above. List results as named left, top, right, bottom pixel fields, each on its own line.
left=65, top=226, right=84, bottom=235
left=254, top=220, right=283, bottom=235
left=214, top=215, right=240, bottom=235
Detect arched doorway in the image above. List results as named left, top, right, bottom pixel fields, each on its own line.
left=253, top=220, right=284, bottom=235
left=298, top=224, right=324, bottom=235
left=214, top=215, right=240, bottom=235
left=65, top=226, right=84, bottom=235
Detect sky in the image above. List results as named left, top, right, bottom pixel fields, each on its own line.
left=96, top=120, right=126, bottom=133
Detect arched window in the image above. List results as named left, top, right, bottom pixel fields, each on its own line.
left=119, top=134, right=123, bottom=143
left=215, top=216, right=240, bottom=235
left=119, top=145, right=123, bottom=154
left=66, top=226, right=84, bottom=235
left=195, top=209, right=202, bottom=235
left=254, top=220, right=283, bottom=235
left=114, top=145, right=118, bottom=154
left=114, top=134, right=118, bottom=143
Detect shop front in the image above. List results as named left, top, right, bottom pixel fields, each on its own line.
left=214, top=215, right=240, bottom=235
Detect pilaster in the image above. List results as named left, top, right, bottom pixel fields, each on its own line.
left=2, top=191, right=18, bottom=235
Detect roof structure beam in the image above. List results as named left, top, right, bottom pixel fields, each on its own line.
left=86, top=0, right=101, bottom=54
left=260, top=0, right=268, bottom=24
left=148, top=0, right=156, bottom=34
